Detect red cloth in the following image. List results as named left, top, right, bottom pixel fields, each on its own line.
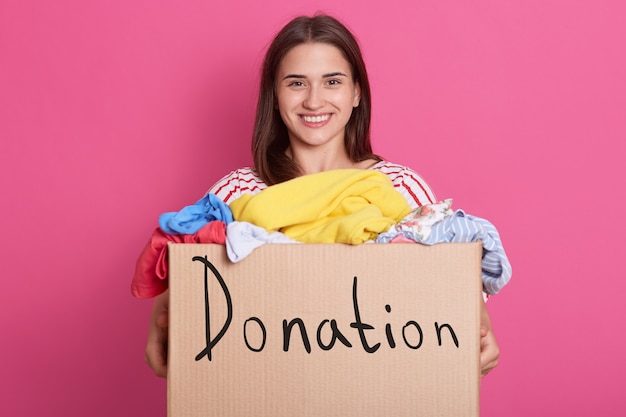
left=131, top=220, right=226, bottom=298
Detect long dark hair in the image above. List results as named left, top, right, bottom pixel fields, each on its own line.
left=253, top=14, right=380, bottom=185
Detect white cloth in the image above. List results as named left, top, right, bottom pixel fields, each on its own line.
left=225, top=221, right=299, bottom=263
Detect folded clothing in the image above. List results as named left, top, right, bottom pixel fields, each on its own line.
left=131, top=220, right=226, bottom=298
left=229, top=169, right=411, bottom=244
left=159, top=193, right=233, bottom=235
left=377, top=209, right=512, bottom=295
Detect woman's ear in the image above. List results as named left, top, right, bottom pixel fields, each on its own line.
left=353, top=82, right=361, bottom=108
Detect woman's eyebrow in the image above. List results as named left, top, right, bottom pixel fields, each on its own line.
left=323, top=72, right=348, bottom=78
left=282, top=71, right=348, bottom=80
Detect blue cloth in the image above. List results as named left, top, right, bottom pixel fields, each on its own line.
left=376, top=210, right=512, bottom=295
left=159, top=193, right=234, bottom=235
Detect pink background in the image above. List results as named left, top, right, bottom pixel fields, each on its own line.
left=1, top=0, right=624, bottom=415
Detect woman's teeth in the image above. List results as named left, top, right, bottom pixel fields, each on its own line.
left=303, top=114, right=330, bottom=123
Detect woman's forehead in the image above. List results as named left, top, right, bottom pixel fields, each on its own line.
left=277, top=43, right=353, bottom=78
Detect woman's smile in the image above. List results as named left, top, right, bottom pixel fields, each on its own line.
left=301, top=113, right=332, bottom=124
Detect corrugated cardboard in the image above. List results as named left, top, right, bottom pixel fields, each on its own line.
left=168, top=242, right=482, bottom=417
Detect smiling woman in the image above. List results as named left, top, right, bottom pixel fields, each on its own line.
left=276, top=43, right=365, bottom=174
left=252, top=14, right=381, bottom=185
left=141, top=13, right=500, bottom=379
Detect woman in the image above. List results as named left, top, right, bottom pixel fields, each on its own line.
left=144, top=13, right=499, bottom=378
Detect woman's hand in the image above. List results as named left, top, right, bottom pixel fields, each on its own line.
left=479, top=297, right=500, bottom=377
left=145, top=290, right=169, bottom=378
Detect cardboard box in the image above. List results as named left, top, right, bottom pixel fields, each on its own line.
left=168, top=242, right=482, bottom=417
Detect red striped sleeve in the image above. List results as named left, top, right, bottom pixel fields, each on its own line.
left=207, top=168, right=267, bottom=204
left=208, top=162, right=435, bottom=209
left=371, top=161, right=436, bottom=209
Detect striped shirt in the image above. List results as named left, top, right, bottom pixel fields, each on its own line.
left=208, top=161, right=436, bottom=210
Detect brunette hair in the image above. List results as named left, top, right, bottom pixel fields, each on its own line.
left=252, top=14, right=380, bottom=185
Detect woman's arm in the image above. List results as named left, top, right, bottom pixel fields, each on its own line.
left=479, top=297, right=500, bottom=377
left=145, top=289, right=169, bottom=378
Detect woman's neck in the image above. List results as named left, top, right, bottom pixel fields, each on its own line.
left=286, top=145, right=377, bottom=175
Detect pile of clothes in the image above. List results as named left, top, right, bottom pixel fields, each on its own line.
left=131, top=170, right=511, bottom=299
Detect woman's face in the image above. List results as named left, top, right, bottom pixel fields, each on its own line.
left=275, top=42, right=361, bottom=153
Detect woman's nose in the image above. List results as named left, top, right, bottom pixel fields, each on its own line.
left=303, top=86, right=325, bottom=109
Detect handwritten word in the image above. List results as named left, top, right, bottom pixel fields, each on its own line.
left=192, top=256, right=459, bottom=362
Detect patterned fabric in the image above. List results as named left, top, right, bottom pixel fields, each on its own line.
left=377, top=208, right=512, bottom=295
left=382, top=198, right=454, bottom=241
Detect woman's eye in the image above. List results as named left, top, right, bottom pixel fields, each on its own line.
left=288, top=81, right=304, bottom=87
left=327, top=79, right=341, bottom=86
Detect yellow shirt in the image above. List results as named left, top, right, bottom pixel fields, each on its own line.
left=229, top=169, right=411, bottom=244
